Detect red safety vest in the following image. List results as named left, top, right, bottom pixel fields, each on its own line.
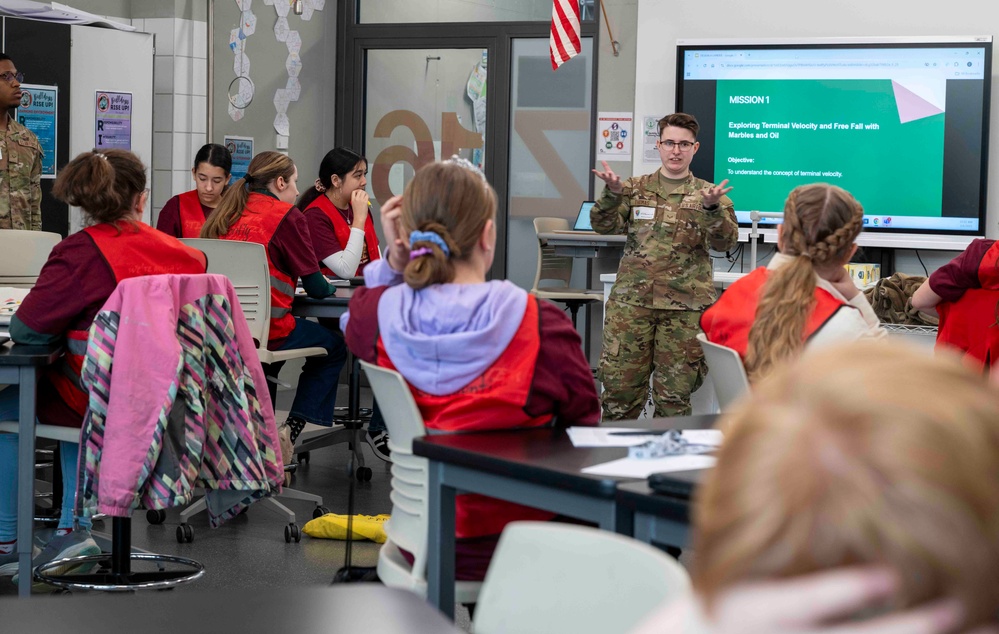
left=936, top=291, right=999, bottom=371
left=177, top=190, right=209, bottom=238
left=220, top=193, right=298, bottom=342
left=49, top=222, right=207, bottom=416
left=700, top=267, right=849, bottom=358
left=308, top=194, right=380, bottom=277
left=978, top=240, right=999, bottom=289
left=376, top=295, right=557, bottom=539
left=936, top=242, right=999, bottom=371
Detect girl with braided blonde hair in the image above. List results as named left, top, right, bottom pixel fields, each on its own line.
left=701, top=183, right=883, bottom=381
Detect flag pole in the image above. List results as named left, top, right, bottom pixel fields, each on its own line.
left=598, top=0, right=620, bottom=56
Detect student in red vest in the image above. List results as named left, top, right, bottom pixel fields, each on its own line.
left=700, top=183, right=883, bottom=382
left=0, top=149, right=207, bottom=584
left=298, top=147, right=380, bottom=279
left=200, top=150, right=347, bottom=450
left=342, top=158, right=600, bottom=581
left=297, top=147, right=390, bottom=460
left=912, top=236, right=999, bottom=371
left=156, top=143, right=232, bottom=238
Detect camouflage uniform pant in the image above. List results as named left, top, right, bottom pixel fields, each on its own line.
left=598, top=298, right=705, bottom=420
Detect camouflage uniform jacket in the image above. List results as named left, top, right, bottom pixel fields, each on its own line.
left=0, top=116, right=43, bottom=231
left=591, top=171, right=738, bottom=311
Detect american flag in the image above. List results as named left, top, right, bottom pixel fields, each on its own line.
left=550, top=0, right=581, bottom=70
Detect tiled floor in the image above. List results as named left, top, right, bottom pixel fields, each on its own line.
left=1, top=384, right=394, bottom=596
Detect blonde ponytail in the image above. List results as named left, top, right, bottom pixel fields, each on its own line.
left=744, top=184, right=864, bottom=382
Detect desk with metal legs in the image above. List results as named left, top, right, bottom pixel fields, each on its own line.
left=413, top=414, right=716, bottom=619
left=616, top=471, right=703, bottom=550
left=0, top=343, right=64, bottom=597
left=290, top=291, right=372, bottom=480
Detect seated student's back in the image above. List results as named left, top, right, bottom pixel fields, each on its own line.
left=0, top=149, right=206, bottom=578
left=701, top=183, right=883, bottom=382
left=342, top=158, right=599, bottom=580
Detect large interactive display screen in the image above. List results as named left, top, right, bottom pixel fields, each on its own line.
left=676, top=37, right=992, bottom=238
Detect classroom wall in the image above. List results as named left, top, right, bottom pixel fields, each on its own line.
left=594, top=0, right=638, bottom=185
left=633, top=0, right=999, bottom=274
left=210, top=1, right=336, bottom=194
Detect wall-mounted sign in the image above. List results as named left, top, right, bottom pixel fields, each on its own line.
left=17, top=84, right=57, bottom=177
left=94, top=90, right=132, bottom=150
left=224, top=134, right=253, bottom=183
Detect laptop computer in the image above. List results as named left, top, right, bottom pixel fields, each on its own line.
left=551, top=201, right=598, bottom=234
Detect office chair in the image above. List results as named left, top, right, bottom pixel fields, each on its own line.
left=474, top=522, right=691, bottom=634
left=0, top=230, right=61, bottom=288
left=172, top=239, right=332, bottom=542
left=360, top=361, right=482, bottom=604
left=695, top=333, right=750, bottom=410
left=531, top=217, right=602, bottom=328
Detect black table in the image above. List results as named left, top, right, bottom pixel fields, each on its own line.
left=4, top=584, right=463, bottom=633
left=0, top=342, right=64, bottom=597
left=290, top=290, right=371, bottom=472
left=291, top=287, right=353, bottom=320
left=616, top=471, right=703, bottom=549
left=413, top=414, right=717, bottom=618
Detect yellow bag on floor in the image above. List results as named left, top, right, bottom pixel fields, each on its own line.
left=303, top=513, right=389, bottom=543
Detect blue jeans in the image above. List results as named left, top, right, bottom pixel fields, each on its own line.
left=276, top=317, right=348, bottom=426
left=0, top=386, right=91, bottom=542
left=315, top=317, right=385, bottom=435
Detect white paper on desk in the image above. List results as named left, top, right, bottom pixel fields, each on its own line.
left=582, top=454, right=716, bottom=478
left=567, top=427, right=722, bottom=448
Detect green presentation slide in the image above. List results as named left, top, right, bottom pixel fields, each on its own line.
left=713, top=79, right=945, bottom=216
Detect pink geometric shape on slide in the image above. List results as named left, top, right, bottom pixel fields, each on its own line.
left=892, top=80, right=943, bottom=124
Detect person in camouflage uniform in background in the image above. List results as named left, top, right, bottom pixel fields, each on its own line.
left=0, top=53, right=42, bottom=231
left=592, top=113, right=737, bottom=419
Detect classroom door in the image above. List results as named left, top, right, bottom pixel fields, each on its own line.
left=363, top=48, right=488, bottom=208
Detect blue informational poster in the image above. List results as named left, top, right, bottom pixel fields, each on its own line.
left=224, top=135, right=253, bottom=184
left=17, top=84, right=57, bottom=178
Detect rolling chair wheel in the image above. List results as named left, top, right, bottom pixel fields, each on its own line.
left=356, top=467, right=372, bottom=482
left=285, top=523, right=301, bottom=543
left=313, top=506, right=330, bottom=519
left=176, top=524, right=194, bottom=543
left=146, top=509, right=167, bottom=525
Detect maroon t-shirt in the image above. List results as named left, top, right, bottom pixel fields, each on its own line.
left=928, top=238, right=996, bottom=302
left=264, top=207, right=321, bottom=349
left=304, top=205, right=347, bottom=262
left=155, top=192, right=213, bottom=239
left=268, top=207, right=321, bottom=281
left=17, top=232, right=119, bottom=335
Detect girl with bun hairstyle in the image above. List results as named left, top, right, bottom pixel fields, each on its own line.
left=201, top=150, right=347, bottom=450
left=342, top=158, right=599, bottom=580
left=156, top=143, right=232, bottom=238
left=701, top=183, right=883, bottom=382
left=0, top=149, right=207, bottom=581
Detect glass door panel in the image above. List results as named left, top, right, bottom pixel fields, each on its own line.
left=364, top=48, right=488, bottom=214
left=506, top=37, right=593, bottom=290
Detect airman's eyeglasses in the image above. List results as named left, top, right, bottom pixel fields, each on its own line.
left=658, top=140, right=695, bottom=151
left=0, top=71, right=24, bottom=85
